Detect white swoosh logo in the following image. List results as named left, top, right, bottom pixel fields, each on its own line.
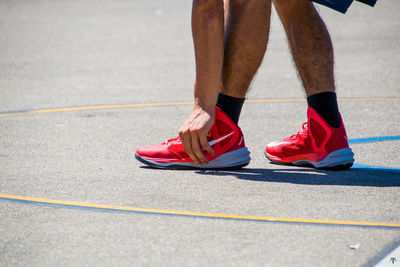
left=208, top=132, right=234, bottom=146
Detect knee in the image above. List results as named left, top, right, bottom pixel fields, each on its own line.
left=192, top=0, right=224, bottom=13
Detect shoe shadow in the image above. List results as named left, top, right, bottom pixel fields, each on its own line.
left=195, top=164, right=400, bottom=187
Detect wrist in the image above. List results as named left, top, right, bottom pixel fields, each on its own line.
left=194, top=96, right=217, bottom=113
left=193, top=83, right=219, bottom=113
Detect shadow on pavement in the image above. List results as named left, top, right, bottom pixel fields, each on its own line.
left=195, top=165, right=400, bottom=187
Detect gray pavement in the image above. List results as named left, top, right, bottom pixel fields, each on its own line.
left=1, top=0, right=400, bottom=266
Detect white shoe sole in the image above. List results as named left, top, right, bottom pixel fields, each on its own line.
left=136, top=147, right=251, bottom=170
left=291, top=148, right=355, bottom=169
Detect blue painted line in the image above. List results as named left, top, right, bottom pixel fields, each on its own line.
left=0, top=109, right=31, bottom=115
left=352, top=164, right=400, bottom=173
left=349, top=136, right=400, bottom=172
left=1, top=196, right=399, bottom=229
left=349, top=136, right=400, bottom=144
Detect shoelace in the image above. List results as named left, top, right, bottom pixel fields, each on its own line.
left=164, top=132, right=213, bottom=145
left=284, top=122, right=308, bottom=143
left=164, top=136, right=181, bottom=145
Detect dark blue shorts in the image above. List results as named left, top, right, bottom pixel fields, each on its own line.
left=311, top=0, right=377, bottom=13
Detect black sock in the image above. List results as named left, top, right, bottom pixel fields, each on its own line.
left=216, top=93, right=245, bottom=125
left=307, top=92, right=341, bottom=128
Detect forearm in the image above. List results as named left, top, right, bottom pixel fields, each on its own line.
left=191, top=0, right=225, bottom=112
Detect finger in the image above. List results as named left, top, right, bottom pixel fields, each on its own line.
left=180, top=130, right=202, bottom=165
left=191, top=131, right=208, bottom=165
left=199, top=133, right=214, bottom=156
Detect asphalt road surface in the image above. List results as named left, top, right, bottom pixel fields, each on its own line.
left=1, top=0, right=399, bottom=266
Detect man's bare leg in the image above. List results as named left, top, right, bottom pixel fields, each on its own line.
left=273, top=0, right=335, bottom=97
left=221, top=0, right=271, bottom=99
left=273, top=0, right=341, bottom=128
left=215, top=0, right=271, bottom=125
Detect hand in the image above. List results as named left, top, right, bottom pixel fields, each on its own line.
left=179, top=105, right=215, bottom=166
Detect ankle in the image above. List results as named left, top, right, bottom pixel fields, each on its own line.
left=216, top=93, right=245, bottom=124
left=307, top=92, right=340, bottom=128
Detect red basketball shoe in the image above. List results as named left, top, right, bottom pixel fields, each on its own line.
left=265, top=107, right=354, bottom=169
left=135, top=107, right=250, bottom=169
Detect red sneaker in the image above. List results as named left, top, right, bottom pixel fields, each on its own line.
left=135, top=107, right=250, bottom=169
left=265, top=107, right=354, bottom=169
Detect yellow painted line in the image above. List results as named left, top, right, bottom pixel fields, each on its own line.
left=0, top=112, right=26, bottom=118
left=246, top=97, right=400, bottom=103
left=1, top=193, right=399, bottom=228
left=338, top=97, right=400, bottom=102
left=0, top=102, right=194, bottom=118
left=0, top=97, right=399, bottom=118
